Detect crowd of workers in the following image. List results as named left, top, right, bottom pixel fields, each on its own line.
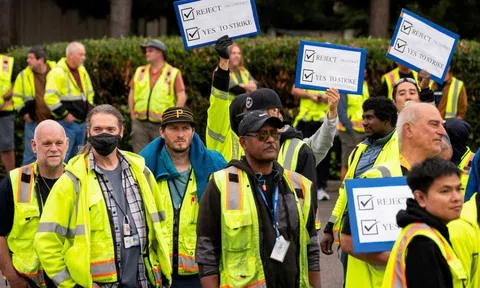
left=0, top=32, right=477, bottom=288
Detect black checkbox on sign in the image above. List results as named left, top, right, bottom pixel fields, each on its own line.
left=304, top=49, right=315, bottom=63
left=394, top=38, right=407, bottom=53
left=181, top=7, right=195, bottom=22
left=302, top=69, right=314, bottom=82
left=401, top=20, right=412, bottom=35
left=361, top=219, right=379, bottom=236
left=186, top=27, right=200, bottom=41
left=357, top=195, right=374, bottom=211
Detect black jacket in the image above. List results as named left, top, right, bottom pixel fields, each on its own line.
left=396, top=199, right=453, bottom=288
left=196, top=158, right=320, bottom=287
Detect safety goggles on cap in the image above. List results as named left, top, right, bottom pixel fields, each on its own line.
left=392, top=77, right=416, bottom=89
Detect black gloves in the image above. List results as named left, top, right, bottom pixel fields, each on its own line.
left=215, top=35, right=233, bottom=59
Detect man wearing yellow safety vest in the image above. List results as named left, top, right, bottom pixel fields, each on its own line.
left=34, top=104, right=172, bottom=288
left=0, top=120, right=67, bottom=288
left=337, top=71, right=370, bottom=181
left=44, top=42, right=95, bottom=162
left=380, top=63, right=419, bottom=99
left=432, top=67, right=468, bottom=119
left=13, top=46, right=56, bottom=166
left=443, top=118, right=475, bottom=192
left=382, top=158, right=466, bottom=288
left=139, top=106, right=226, bottom=287
left=0, top=53, right=19, bottom=172
left=448, top=190, right=480, bottom=288
left=128, top=39, right=187, bottom=154
left=196, top=110, right=321, bottom=288
left=339, top=102, right=448, bottom=288
left=291, top=85, right=333, bottom=200
left=321, top=97, right=398, bottom=283
left=227, top=42, right=257, bottom=97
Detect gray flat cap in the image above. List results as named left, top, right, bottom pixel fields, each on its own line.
left=140, top=39, right=166, bottom=52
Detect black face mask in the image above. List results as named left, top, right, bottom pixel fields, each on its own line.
left=88, top=133, right=121, bottom=156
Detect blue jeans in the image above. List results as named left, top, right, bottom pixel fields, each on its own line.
left=58, top=120, right=86, bottom=162
left=22, top=121, right=37, bottom=165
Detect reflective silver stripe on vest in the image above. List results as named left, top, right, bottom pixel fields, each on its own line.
left=48, top=102, right=62, bottom=111
left=18, top=165, right=33, bottom=203
left=211, top=86, right=229, bottom=100
left=178, top=254, right=198, bottom=271
left=281, top=138, right=302, bottom=171
left=287, top=171, right=303, bottom=191
left=37, top=222, right=83, bottom=238
left=226, top=166, right=241, bottom=210
left=64, top=171, right=81, bottom=220
left=446, top=79, right=461, bottom=118
left=51, top=267, right=72, bottom=286
left=391, top=223, right=429, bottom=287
left=90, top=260, right=116, bottom=278
left=231, top=133, right=239, bottom=160
left=375, top=166, right=391, bottom=177
left=150, top=211, right=166, bottom=223
left=45, top=89, right=62, bottom=98
left=207, top=128, right=226, bottom=143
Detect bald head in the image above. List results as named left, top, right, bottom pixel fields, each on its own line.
left=397, top=102, right=446, bottom=157
left=32, top=120, right=69, bottom=169
left=66, top=42, right=86, bottom=69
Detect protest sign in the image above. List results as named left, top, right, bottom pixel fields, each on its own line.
left=346, top=177, right=413, bottom=253
left=174, top=0, right=261, bottom=50
left=387, top=8, right=459, bottom=83
left=295, top=41, right=366, bottom=94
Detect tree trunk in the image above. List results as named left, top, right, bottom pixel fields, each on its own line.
left=0, top=0, right=13, bottom=52
left=110, top=0, right=133, bottom=38
left=369, top=0, right=390, bottom=38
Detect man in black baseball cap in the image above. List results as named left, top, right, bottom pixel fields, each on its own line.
left=128, top=38, right=187, bottom=153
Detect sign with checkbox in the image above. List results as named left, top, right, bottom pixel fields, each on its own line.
left=386, top=8, right=459, bottom=83
left=294, top=40, right=366, bottom=95
left=345, top=176, right=413, bottom=253
left=174, top=0, right=261, bottom=50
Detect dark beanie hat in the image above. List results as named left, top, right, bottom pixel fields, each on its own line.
left=245, top=88, right=283, bottom=111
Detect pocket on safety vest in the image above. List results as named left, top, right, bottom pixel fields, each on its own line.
left=222, top=210, right=252, bottom=252
left=225, top=257, right=257, bottom=286
left=15, top=205, right=40, bottom=240
left=12, top=250, right=41, bottom=274
left=88, top=194, right=105, bottom=232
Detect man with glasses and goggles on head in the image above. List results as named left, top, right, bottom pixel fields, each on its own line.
left=391, top=69, right=435, bottom=113
left=196, top=110, right=321, bottom=288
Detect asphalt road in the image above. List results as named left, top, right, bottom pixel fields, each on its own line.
left=1, top=190, right=344, bottom=288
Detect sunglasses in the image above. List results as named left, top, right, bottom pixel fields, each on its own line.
left=392, top=77, right=417, bottom=89
left=245, top=130, right=281, bottom=141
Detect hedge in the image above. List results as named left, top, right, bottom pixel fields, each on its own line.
left=4, top=36, right=480, bottom=169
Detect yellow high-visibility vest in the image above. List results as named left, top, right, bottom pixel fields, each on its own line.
left=0, top=54, right=14, bottom=111
left=293, top=89, right=329, bottom=126
left=382, top=222, right=467, bottom=288
left=459, top=147, right=475, bottom=193
left=212, top=166, right=311, bottom=287
left=133, top=63, right=179, bottom=123
left=445, top=77, right=464, bottom=119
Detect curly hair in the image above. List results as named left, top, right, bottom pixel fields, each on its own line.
left=362, top=96, right=398, bottom=127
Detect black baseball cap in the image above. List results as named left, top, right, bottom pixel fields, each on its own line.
left=161, top=107, right=195, bottom=127
left=238, top=110, right=283, bottom=137
left=245, top=88, right=283, bottom=111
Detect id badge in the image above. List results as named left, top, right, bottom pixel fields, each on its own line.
left=123, top=223, right=131, bottom=236
left=270, top=236, right=290, bottom=263
left=124, top=234, right=140, bottom=249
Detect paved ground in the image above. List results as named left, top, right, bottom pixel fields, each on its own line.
left=1, top=183, right=344, bottom=288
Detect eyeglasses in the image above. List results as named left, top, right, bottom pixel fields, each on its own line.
left=245, top=130, right=281, bottom=141
left=392, top=77, right=416, bottom=89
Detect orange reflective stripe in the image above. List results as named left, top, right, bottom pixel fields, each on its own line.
left=178, top=253, right=198, bottom=272
left=19, top=270, right=45, bottom=286
left=90, top=258, right=117, bottom=278
left=152, top=264, right=162, bottom=285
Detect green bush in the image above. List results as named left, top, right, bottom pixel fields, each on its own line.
left=5, top=36, right=480, bottom=170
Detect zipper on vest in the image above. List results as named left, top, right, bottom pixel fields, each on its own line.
left=105, top=206, right=122, bottom=283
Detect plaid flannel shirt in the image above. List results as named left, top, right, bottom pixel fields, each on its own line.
left=89, top=151, right=148, bottom=288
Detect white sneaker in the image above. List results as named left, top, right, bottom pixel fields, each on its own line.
left=317, top=188, right=330, bottom=201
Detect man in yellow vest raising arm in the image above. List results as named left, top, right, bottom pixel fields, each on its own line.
left=197, top=110, right=321, bottom=288
left=0, top=54, right=19, bottom=172
left=13, top=46, right=56, bottom=166
left=139, top=107, right=226, bottom=287
left=34, top=104, right=171, bottom=288
left=432, top=66, right=468, bottom=119
left=44, top=42, right=95, bottom=162
left=382, top=158, right=466, bottom=288
left=0, top=120, right=68, bottom=287
left=128, top=40, right=187, bottom=153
